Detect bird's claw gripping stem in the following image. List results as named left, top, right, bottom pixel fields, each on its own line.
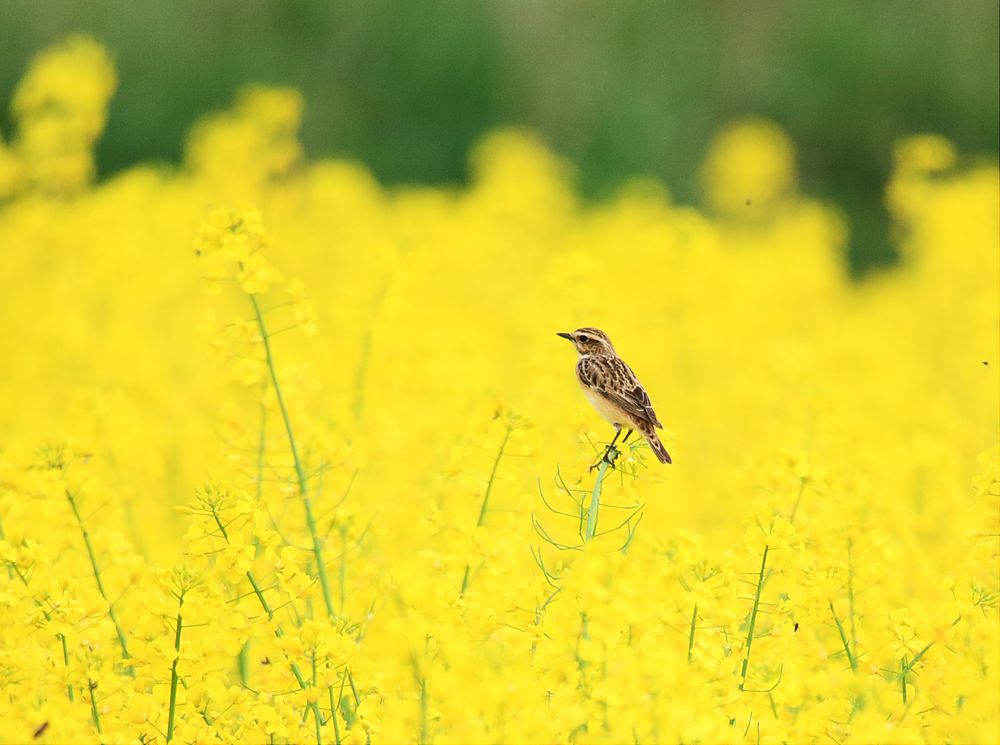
left=590, top=444, right=620, bottom=471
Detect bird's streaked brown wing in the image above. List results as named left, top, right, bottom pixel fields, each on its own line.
left=578, top=356, right=662, bottom=428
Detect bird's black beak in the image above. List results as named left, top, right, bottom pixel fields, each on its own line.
left=556, top=332, right=574, bottom=341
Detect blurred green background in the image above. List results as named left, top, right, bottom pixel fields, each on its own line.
left=1, top=0, right=997, bottom=275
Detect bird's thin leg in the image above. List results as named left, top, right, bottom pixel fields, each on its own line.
left=591, top=426, right=622, bottom=470
left=608, top=426, right=623, bottom=449
left=621, top=428, right=633, bottom=445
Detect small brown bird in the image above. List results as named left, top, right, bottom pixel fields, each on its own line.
left=558, top=327, right=671, bottom=465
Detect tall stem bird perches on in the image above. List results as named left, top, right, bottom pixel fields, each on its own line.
left=558, top=328, right=671, bottom=467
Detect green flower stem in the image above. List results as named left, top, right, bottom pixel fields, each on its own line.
left=585, top=449, right=616, bottom=543
left=66, top=489, right=132, bottom=670
left=210, top=510, right=312, bottom=693
left=8, top=561, right=75, bottom=701
left=347, top=668, right=361, bottom=707
left=0, top=519, right=11, bottom=580
left=311, top=653, right=323, bottom=745
left=847, top=540, right=858, bottom=652
left=687, top=604, right=698, bottom=664
left=829, top=600, right=858, bottom=671
left=789, top=475, right=807, bottom=524
left=419, top=676, right=429, bottom=745
left=252, top=573, right=316, bottom=698
left=87, top=678, right=102, bottom=737
left=477, top=422, right=511, bottom=527
left=352, top=273, right=392, bottom=421
left=219, top=528, right=320, bottom=743
left=256, top=397, right=268, bottom=502
left=314, top=707, right=324, bottom=745
left=344, top=666, right=367, bottom=742
left=329, top=686, right=343, bottom=745
left=900, top=657, right=907, bottom=703
left=60, top=634, right=74, bottom=702
left=240, top=396, right=268, bottom=688
left=249, top=292, right=335, bottom=619
left=899, top=641, right=933, bottom=705
left=338, top=525, right=348, bottom=611
left=239, top=642, right=250, bottom=688
left=739, top=545, right=769, bottom=691
left=209, top=511, right=323, bottom=740
left=460, top=422, right=511, bottom=596
left=166, top=591, right=186, bottom=742
left=252, top=393, right=270, bottom=555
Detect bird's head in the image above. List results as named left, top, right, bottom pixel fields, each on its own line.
left=557, top=327, right=616, bottom=356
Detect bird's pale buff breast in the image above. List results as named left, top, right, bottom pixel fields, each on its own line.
left=580, top=380, right=629, bottom=427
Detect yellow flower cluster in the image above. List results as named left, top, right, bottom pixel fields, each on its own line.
left=1, top=38, right=997, bottom=744
left=1, top=36, right=117, bottom=197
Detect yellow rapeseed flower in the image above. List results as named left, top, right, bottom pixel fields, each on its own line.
left=0, top=36, right=996, bottom=745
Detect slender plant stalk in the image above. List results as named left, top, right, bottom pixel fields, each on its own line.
left=329, top=687, right=343, bottom=745
left=339, top=524, right=349, bottom=611
left=459, top=422, right=512, bottom=596
left=352, top=274, right=392, bottom=420
left=829, top=600, right=858, bottom=671
left=249, top=293, right=336, bottom=619
left=210, top=511, right=309, bottom=690
left=345, top=666, right=367, bottom=742
left=900, top=657, right=907, bottom=703
left=477, top=423, right=512, bottom=527
left=166, top=591, right=186, bottom=742
left=847, top=540, right=858, bottom=651
left=256, top=396, right=268, bottom=503
left=8, top=561, right=76, bottom=701
left=240, top=395, right=269, bottom=688
left=789, top=476, right=807, bottom=524
left=898, top=642, right=933, bottom=705
left=337, top=672, right=354, bottom=728
left=87, top=678, right=102, bottom=737
left=311, top=653, right=323, bottom=745
left=687, top=605, right=698, bottom=663
left=60, top=634, right=74, bottom=701
left=419, top=676, right=429, bottom=745
left=0, top=519, right=12, bottom=581
left=238, top=642, right=250, bottom=688
left=66, top=489, right=132, bottom=669
left=573, top=611, right=591, bottom=688
left=211, top=510, right=326, bottom=742
left=738, top=545, right=769, bottom=690
left=585, top=449, right=616, bottom=543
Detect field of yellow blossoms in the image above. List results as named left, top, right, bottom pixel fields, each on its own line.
left=1, top=37, right=998, bottom=745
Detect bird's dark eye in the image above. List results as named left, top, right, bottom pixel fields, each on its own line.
left=578, top=335, right=590, bottom=343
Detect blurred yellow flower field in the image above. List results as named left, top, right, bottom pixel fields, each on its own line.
left=1, top=38, right=998, bottom=744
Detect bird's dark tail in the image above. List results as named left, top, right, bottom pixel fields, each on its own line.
left=640, top=425, right=672, bottom=464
